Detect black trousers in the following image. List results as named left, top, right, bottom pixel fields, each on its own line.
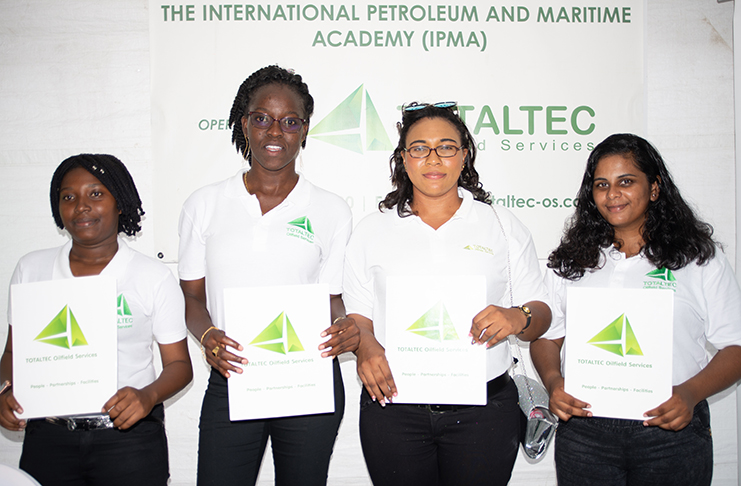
left=197, top=358, right=345, bottom=486
left=20, top=404, right=168, bottom=486
left=360, top=376, right=520, bottom=486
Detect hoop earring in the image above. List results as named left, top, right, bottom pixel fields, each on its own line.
left=242, top=140, right=251, bottom=160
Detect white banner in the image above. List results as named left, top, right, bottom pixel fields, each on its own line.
left=149, top=1, right=644, bottom=261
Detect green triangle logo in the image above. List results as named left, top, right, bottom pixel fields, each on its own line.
left=117, top=294, right=132, bottom=317
left=645, top=268, right=675, bottom=281
left=250, top=311, right=305, bottom=354
left=34, top=305, right=89, bottom=349
left=287, top=216, right=314, bottom=235
left=587, top=313, right=643, bottom=357
left=308, top=84, right=393, bottom=154
left=406, top=301, right=459, bottom=342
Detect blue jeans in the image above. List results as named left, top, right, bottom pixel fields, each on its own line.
left=359, top=376, right=521, bottom=486
left=197, top=358, right=344, bottom=486
left=20, top=404, right=168, bottom=486
left=555, top=400, right=713, bottom=486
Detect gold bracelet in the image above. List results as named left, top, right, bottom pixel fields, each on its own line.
left=200, top=326, right=218, bottom=345
left=332, top=316, right=346, bottom=325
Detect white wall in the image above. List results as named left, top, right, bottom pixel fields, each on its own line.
left=0, top=1, right=736, bottom=484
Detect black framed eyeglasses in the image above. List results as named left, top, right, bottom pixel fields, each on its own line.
left=405, top=144, right=462, bottom=159
left=402, top=101, right=458, bottom=114
left=246, top=112, right=307, bottom=133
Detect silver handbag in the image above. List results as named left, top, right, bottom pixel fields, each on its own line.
left=492, top=205, right=557, bottom=461
left=512, top=371, right=558, bottom=460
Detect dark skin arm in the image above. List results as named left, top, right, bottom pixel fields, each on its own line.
left=0, top=327, right=26, bottom=431
left=644, top=345, right=741, bottom=430
left=351, top=313, right=396, bottom=405
left=469, top=301, right=552, bottom=346
left=319, top=295, right=360, bottom=358
left=530, top=337, right=592, bottom=421
left=103, top=338, right=192, bottom=430
left=181, top=278, right=247, bottom=378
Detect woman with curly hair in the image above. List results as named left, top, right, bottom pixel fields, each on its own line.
left=343, top=102, right=551, bottom=485
left=179, top=65, right=359, bottom=486
left=531, top=133, right=741, bottom=485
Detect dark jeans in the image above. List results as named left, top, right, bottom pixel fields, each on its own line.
left=359, top=377, right=520, bottom=486
left=197, top=358, right=344, bottom=486
left=20, top=404, right=168, bottom=486
left=555, top=400, right=713, bottom=486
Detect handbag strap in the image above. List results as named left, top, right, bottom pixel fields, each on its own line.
left=490, top=205, right=537, bottom=411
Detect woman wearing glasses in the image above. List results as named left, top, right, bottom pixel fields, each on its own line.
left=179, top=65, right=359, bottom=486
left=343, top=102, right=551, bottom=485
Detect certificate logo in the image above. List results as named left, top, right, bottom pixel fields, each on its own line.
left=286, top=217, right=315, bottom=243
left=308, top=84, right=393, bottom=154
left=250, top=311, right=305, bottom=354
left=587, top=313, right=643, bottom=357
left=406, top=301, right=459, bottom=341
left=34, top=305, right=89, bottom=349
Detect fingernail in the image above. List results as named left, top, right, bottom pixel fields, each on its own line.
left=371, top=396, right=376, bottom=402
left=320, top=332, right=327, bottom=337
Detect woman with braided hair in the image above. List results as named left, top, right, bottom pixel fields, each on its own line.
left=179, top=65, right=359, bottom=485
left=0, top=153, right=193, bottom=485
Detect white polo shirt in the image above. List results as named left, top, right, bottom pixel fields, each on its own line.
left=178, top=170, right=352, bottom=331
left=542, top=245, right=741, bottom=385
left=8, top=238, right=187, bottom=390
left=343, top=188, right=548, bottom=380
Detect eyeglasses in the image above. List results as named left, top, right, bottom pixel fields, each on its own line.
left=246, top=112, right=307, bottom=133
left=405, top=144, right=462, bottom=159
left=402, top=101, right=458, bottom=114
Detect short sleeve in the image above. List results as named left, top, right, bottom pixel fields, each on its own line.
left=702, top=253, right=741, bottom=350
left=540, top=269, right=567, bottom=340
left=178, top=197, right=207, bottom=281
left=151, top=269, right=188, bottom=345
left=318, top=207, right=352, bottom=295
left=342, top=232, right=374, bottom=320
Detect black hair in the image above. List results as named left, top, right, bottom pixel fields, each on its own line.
left=228, top=65, right=314, bottom=164
left=379, top=103, right=490, bottom=216
left=548, top=133, right=716, bottom=280
left=50, top=154, right=144, bottom=236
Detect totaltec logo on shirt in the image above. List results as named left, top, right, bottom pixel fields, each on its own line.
left=117, top=294, right=134, bottom=329
left=643, top=268, right=678, bottom=291
left=286, top=216, right=315, bottom=243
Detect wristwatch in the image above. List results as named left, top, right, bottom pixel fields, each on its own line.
left=513, top=305, right=532, bottom=335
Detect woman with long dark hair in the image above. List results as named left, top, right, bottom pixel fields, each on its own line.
left=343, top=102, right=551, bottom=485
left=531, top=133, right=741, bottom=485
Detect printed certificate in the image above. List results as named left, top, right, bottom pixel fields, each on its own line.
left=11, top=276, right=118, bottom=419
left=385, top=275, right=487, bottom=405
left=224, top=284, right=333, bottom=421
left=564, top=287, right=673, bottom=420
